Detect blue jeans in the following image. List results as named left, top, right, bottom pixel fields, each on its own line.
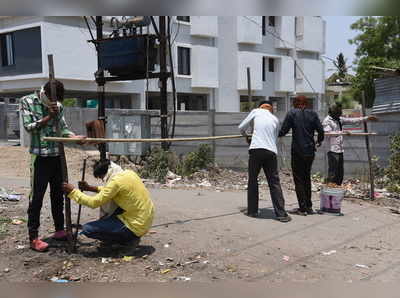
left=82, top=215, right=139, bottom=244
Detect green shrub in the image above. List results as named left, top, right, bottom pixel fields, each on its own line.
left=63, top=98, right=77, bottom=107
left=139, top=144, right=214, bottom=182
left=386, top=134, right=400, bottom=194
left=178, top=144, right=213, bottom=176
left=139, top=148, right=169, bottom=183
left=138, top=147, right=179, bottom=183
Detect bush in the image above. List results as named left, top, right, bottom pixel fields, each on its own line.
left=63, top=98, right=77, bottom=107
left=139, top=144, right=214, bottom=182
left=139, top=147, right=179, bottom=183
left=386, top=134, right=400, bottom=194
left=178, top=144, right=213, bottom=176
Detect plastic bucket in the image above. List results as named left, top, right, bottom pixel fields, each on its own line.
left=320, top=187, right=346, bottom=213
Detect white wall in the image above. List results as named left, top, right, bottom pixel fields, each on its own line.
left=190, top=16, right=218, bottom=38
left=237, top=51, right=263, bottom=91
left=216, top=17, right=239, bottom=112
left=275, top=56, right=295, bottom=92
left=296, top=17, right=324, bottom=53
left=191, top=45, right=218, bottom=88
left=295, top=58, right=324, bottom=94
left=41, top=21, right=97, bottom=80
left=237, top=16, right=262, bottom=45
left=275, top=16, right=295, bottom=49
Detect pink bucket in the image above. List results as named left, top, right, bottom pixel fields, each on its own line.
left=320, top=187, right=346, bottom=213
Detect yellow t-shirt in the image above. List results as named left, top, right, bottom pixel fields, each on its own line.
left=68, top=170, right=154, bottom=237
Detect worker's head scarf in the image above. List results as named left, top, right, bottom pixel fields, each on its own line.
left=103, top=161, right=124, bottom=183
left=293, top=95, right=308, bottom=109
left=328, top=103, right=343, bottom=121
left=39, top=85, right=51, bottom=107
left=100, top=161, right=123, bottom=218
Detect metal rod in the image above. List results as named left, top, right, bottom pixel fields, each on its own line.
left=362, top=91, right=375, bottom=200
left=47, top=54, right=74, bottom=253
left=73, top=158, right=87, bottom=252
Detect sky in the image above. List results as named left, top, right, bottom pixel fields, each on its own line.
left=323, top=16, right=361, bottom=78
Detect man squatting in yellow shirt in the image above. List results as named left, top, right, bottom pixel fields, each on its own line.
left=62, top=159, right=154, bottom=246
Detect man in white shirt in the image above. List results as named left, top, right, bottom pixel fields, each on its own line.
left=239, top=101, right=291, bottom=223
left=322, top=103, right=378, bottom=185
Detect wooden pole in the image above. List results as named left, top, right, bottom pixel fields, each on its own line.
left=44, top=132, right=377, bottom=144
left=361, top=91, right=375, bottom=200
left=47, top=54, right=74, bottom=252
left=247, top=67, right=252, bottom=110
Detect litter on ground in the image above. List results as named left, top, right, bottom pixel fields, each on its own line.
left=321, top=250, right=337, bottom=256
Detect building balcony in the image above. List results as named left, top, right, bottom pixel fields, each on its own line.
left=275, top=56, right=295, bottom=92
left=274, top=16, right=295, bottom=49
left=295, top=58, right=325, bottom=94
left=295, top=16, right=325, bottom=54
left=237, top=51, right=262, bottom=90
left=191, top=45, right=218, bottom=88
left=237, top=16, right=262, bottom=45
left=190, top=16, right=218, bottom=38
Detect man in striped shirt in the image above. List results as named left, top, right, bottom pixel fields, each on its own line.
left=20, top=80, right=85, bottom=252
left=322, top=103, right=378, bottom=185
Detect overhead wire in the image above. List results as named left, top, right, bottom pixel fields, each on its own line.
left=243, top=16, right=340, bottom=64
left=171, top=17, right=181, bottom=45
left=242, top=16, right=371, bottom=183
left=242, top=16, right=318, bottom=94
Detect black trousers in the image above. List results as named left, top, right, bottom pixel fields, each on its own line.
left=327, top=151, right=344, bottom=185
left=28, top=156, right=64, bottom=240
left=291, top=151, right=315, bottom=212
left=247, top=149, right=287, bottom=218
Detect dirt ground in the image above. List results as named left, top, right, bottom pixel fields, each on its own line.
left=1, top=144, right=400, bottom=283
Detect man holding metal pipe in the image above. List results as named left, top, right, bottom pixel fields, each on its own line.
left=322, top=103, right=378, bottom=185
left=239, top=101, right=291, bottom=222
left=278, top=96, right=325, bottom=216
left=20, top=80, right=85, bottom=252
left=62, top=159, right=154, bottom=247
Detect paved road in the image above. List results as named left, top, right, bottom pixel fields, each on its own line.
left=1, top=175, right=400, bottom=282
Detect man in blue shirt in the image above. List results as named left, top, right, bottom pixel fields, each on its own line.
left=279, top=96, right=324, bottom=216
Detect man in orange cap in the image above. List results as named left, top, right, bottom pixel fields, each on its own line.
left=239, top=101, right=291, bottom=223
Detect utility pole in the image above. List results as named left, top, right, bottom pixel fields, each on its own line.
left=159, top=16, right=169, bottom=150
left=96, top=16, right=107, bottom=161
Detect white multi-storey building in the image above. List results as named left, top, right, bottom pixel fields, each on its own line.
left=0, top=16, right=326, bottom=112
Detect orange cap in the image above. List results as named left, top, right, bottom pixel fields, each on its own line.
left=260, top=104, right=273, bottom=112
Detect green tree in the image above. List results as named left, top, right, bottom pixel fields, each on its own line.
left=349, top=16, right=400, bottom=107
left=333, top=53, right=348, bottom=81
left=63, top=98, right=77, bottom=107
